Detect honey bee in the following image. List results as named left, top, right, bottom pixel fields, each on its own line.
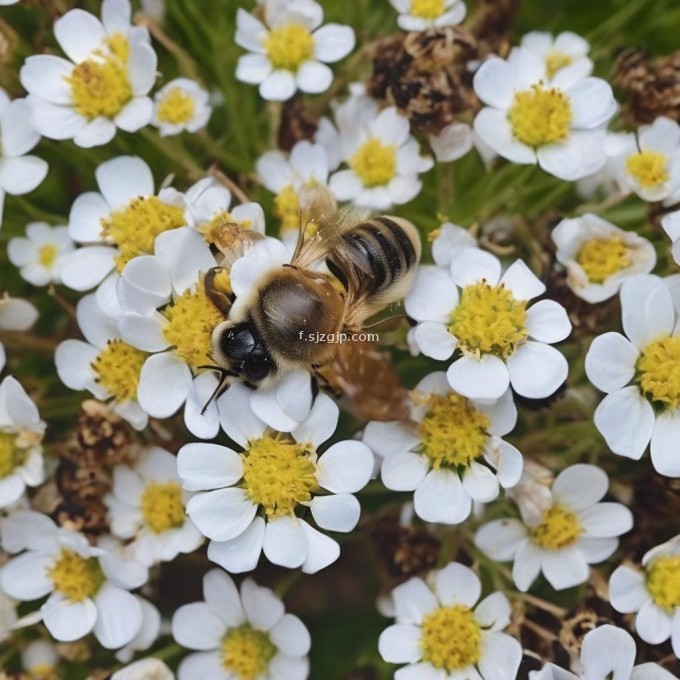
left=203, top=187, right=421, bottom=421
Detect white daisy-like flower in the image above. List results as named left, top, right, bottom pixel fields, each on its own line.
left=173, top=569, right=310, bottom=680
left=151, top=78, right=212, bottom=137
left=530, top=624, right=676, bottom=680
left=0, top=511, right=147, bottom=648
left=0, top=295, right=38, bottom=372
left=430, top=222, right=477, bottom=267
left=0, top=375, right=45, bottom=508
left=585, top=274, right=680, bottom=476
left=55, top=294, right=148, bottom=430
left=662, top=210, right=680, bottom=267
left=105, top=446, right=203, bottom=566
left=116, top=596, right=162, bottom=664
left=475, top=464, right=633, bottom=591
left=552, top=213, right=656, bottom=303
left=61, top=155, right=189, bottom=303
left=609, top=535, right=680, bottom=658
left=520, top=31, right=593, bottom=88
left=473, top=47, right=617, bottom=180
left=21, top=639, right=59, bottom=679
left=235, top=0, right=355, bottom=101
left=177, top=385, right=373, bottom=574
left=112, top=658, right=174, bottom=680
left=378, top=562, right=522, bottom=680
left=256, top=140, right=330, bottom=237
left=20, top=0, right=157, bottom=148
left=329, top=106, right=434, bottom=209
left=363, top=371, right=523, bottom=525
left=8, top=222, right=74, bottom=287
left=406, top=247, right=572, bottom=401
left=390, top=0, right=466, bottom=32
left=0, top=88, right=48, bottom=225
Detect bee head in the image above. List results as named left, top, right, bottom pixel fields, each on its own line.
left=212, top=321, right=273, bottom=387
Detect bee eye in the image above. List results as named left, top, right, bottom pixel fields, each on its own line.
left=244, top=355, right=270, bottom=380
left=221, top=326, right=256, bottom=360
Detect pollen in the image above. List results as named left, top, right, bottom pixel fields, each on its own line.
left=242, top=434, right=317, bottom=518
left=418, top=393, right=490, bottom=469
left=47, top=549, right=104, bottom=602
left=162, top=285, right=224, bottom=372
left=38, top=243, right=59, bottom=268
left=140, top=481, right=185, bottom=534
left=545, top=51, right=573, bottom=79
left=646, top=555, right=680, bottom=612
left=420, top=605, right=482, bottom=671
left=0, top=432, right=26, bottom=478
left=576, top=237, right=631, bottom=284
left=626, top=150, right=669, bottom=189
left=449, top=282, right=528, bottom=358
left=265, top=23, right=315, bottom=71
left=91, top=339, right=147, bottom=404
left=156, top=87, right=196, bottom=125
left=274, top=185, right=301, bottom=235
left=410, top=0, right=445, bottom=20
left=220, top=625, right=276, bottom=680
left=508, top=85, right=573, bottom=147
left=529, top=504, right=583, bottom=550
left=100, top=196, right=186, bottom=271
left=350, top=138, right=398, bottom=188
left=636, top=335, right=680, bottom=409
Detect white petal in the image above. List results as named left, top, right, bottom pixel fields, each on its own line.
left=636, top=600, right=672, bottom=644
left=462, top=461, right=500, bottom=503
left=363, top=421, right=421, bottom=458
left=541, top=545, right=590, bottom=590
left=405, top=266, right=458, bottom=323
left=0, top=552, right=53, bottom=600
left=296, top=60, right=333, bottom=94
left=473, top=58, right=515, bottom=109
left=128, top=42, right=157, bottom=97
left=313, top=24, right=355, bottom=63
left=474, top=592, right=512, bottom=631
left=269, top=653, right=309, bottom=680
left=378, top=624, right=423, bottom=664
left=414, top=469, right=471, bottom=524
left=270, top=614, right=311, bottom=657
left=506, top=341, right=568, bottom=399
left=218, top=383, right=267, bottom=447
left=579, top=503, right=633, bottom=537
left=60, top=246, right=116, bottom=291
left=177, top=443, right=244, bottom=491
left=316, top=440, right=373, bottom=493
left=42, top=595, right=97, bottom=642
left=581, top=625, right=635, bottom=680
left=381, top=451, right=429, bottom=491
left=585, top=332, right=638, bottom=393
left=54, top=9, right=105, bottom=62
left=513, top=541, right=543, bottom=592
left=0, top=156, right=48, bottom=195
left=429, top=122, right=473, bottom=163
left=96, top=156, right=155, bottom=211
left=26, top=98, right=85, bottom=141
left=291, top=392, right=338, bottom=447
left=447, top=354, right=510, bottom=401
left=434, top=562, right=481, bottom=607
left=650, top=409, right=680, bottom=477
left=609, top=566, right=649, bottom=613
left=536, top=141, right=586, bottom=182
left=500, top=260, right=546, bottom=300
left=68, top=191, right=109, bottom=243
left=276, top=369, right=314, bottom=424
left=73, top=117, right=116, bottom=148
left=260, top=70, right=297, bottom=102
left=55, top=339, right=98, bottom=391
left=262, top=516, right=307, bottom=569
left=309, top=493, right=360, bottom=532
left=171, top=602, right=225, bottom=650
left=579, top=537, right=618, bottom=563
left=19, top=56, right=73, bottom=106
left=118, top=313, right=169, bottom=352
left=114, top=97, right=153, bottom=133
left=449, top=247, right=501, bottom=288
left=552, top=464, right=608, bottom=510
left=236, top=53, right=273, bottom=84
left=392, top=577, right=438, bottom=625
left=479, top=632, right=523, bottom=680
left=207, top=517, right=265, bottom=574
left=137, top=353, right=192, bottom=418
left=620, top=276, right=674, bottom=350
left=568, top=77, right=617, bottom=129
left=526, top=300, right=571, bottom=343
left=240, top=578, right=285, bottom=632
left=475, top=519, right=527, bottom=561
left=202, top=569, right=246, bottom=627
left=186, top=488, right=256, bottom=542
left=184, top=373, right=221, bottom=440
left=473, top=108, right=536, bottom=164
left=93, top=584, right=143, bottom=649
left=413, top=322, right=457, bottom=360
left=177, top=652, right=224, bottom=680
left=299, top=520, right=340, bottom=574
left=394, top=663, right=446, bottom=680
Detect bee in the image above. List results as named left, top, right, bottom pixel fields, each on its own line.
left=203, top=187, right=421, bottom=421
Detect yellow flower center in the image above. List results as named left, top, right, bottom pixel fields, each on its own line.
left=156, top=87, right=196, bottom=125
left=410, top=0, right=445, bottom=19
left=576, top=237, right=631, bottom=284
left=274, top=186, right=301, bottom=235
left=529, top=504, right=583, bottom=550
left=198, top=210, right=252, bottom=246
left=646, top=555, right=680, bottom=612
left=0, top=432, right=26, bottom=478
left=420, top=605, right=482, bottom=671
left=140, top=481, right=185, bottom=534
left=265, top=23, right=315, bottom=71
left=626, top=150, right=669, bottom=189
left=508, top=85, right=573, bottom=147
left=91, top=339, right=147, bottom=404
left=220, top=625, right=276, bottom=680
left=47, top=549, right=104, bottom=602
left=38, top=243, right=59, bottom=268
left=636, top=335, right=680, bottom=409
left=66, top=34, right=132, bottom=120
left=418, top=394, right=490, bottom=469
left=100, top=196, right=186, bottom=271
left=449, top=282, right=528, bottom=358
left=349, top=138, right=398, bottom=188
left=545, top=51, right=573, bottom=79
left=162, top=285, right=224, bottom=372
left=242, top=434, right=317, bottom=519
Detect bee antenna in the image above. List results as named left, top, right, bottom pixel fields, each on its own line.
left=200, top=367, right=236, bottom=414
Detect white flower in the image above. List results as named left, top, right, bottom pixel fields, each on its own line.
left=21, top=639, right=59, bottom=678
left=235, top=0, right=355, bottom=101
left=55, top=294, right=149, bottom=430
left=329, top=106, right=434, bottom=209
left=151, top=78, right=212, bottom=137
left=177, top=386, right=373, bottom=574
left=520, top=31, right=593, bottom=88
left=585, top=275, right=680, bottom=475
left=61, top=155, right=189, bottom=303
left=430, top=222, right=477, bottom=267
left=378, top=562, right=522, bottom=680
left=429, top=121, right=474, bottom=163
left=390, top=0, right=466, bottom=32
left=115, top=597, right=162, bottom=663
left=172, top=569, right=310, bottom=680
left=530, top=624, right=676, bottom=680
left=8, top=222, right=74, bottom=286
left=0, top=88, right=48, bottom=226
left=20, top=0, right=157, bottom=147
left=609, top=535, right=680, bottom=658
left=105, top=447, right=203, bottom=566
left=363, top=371, right=523, bottom=525
left=0, top=375, right=45, bottom=508
left=0, top=295, right=38, bottom=372
left=0, top=511, right=146, bottom=648
left=552, top=213, right=656, bottom=303
left=473, top=47, right=617, bottom=180
left=475, top=464, right=633, bottom=591
left=662, top=210, right=680, bottom=267
left=406, top=247, right=572, bottom=401
left=112, top=658, right=174, bottom=680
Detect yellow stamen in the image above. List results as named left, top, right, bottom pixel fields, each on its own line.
left=274, top=185, right=301, bottom=235
left=220, top=625, right=276, bottom=680
left=91, top=339, right=146, bottom=403
left=646, top=555, right=680, bottom=612
left=140, top=481, right=185, bottom=533
left=626, top=150, right=669, bottom=189
left=0, top=432, right=26, bottom=478
left=156, top=87, right=196, bottom=125
left=420, top=605, right=482, bottom=671
left=47, top=549, right=104, bottom=602
left=410, top=0, right=445, bottom=19
left=545, top=51, right=573, bottom=79
left=38, top=243, right=59, bottom=268
left=449, top=282, right=528, bottom=358
left=636, top=335, right=680, bottom=409
left=529, top=504, right=583, bottom=550
left=576, top=237, right=631, bottom=284
left=349, top=138, right=397, bottom=188
left=508, top=84, right=572, bottom=147
left=265, top=23, right=314, bottom=71
left=198, top=209, right=252, bottom=246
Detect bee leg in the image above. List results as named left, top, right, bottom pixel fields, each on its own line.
left=312, top=369, right=343, bottom=400
left=204, top=267, right=233, bottom=315
left=200, top=368, right=235, bottom=415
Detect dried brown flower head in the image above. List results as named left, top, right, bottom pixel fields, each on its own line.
left=370, top=519, right=441, bottom=578
left=278, top=94, right=319, bottom=151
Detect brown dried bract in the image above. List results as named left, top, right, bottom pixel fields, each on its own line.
left=613, top=48, right=680, bottom=125
left=278, top=94, right=319, bottom=151
left=370, top=519, right=441, bottom=578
